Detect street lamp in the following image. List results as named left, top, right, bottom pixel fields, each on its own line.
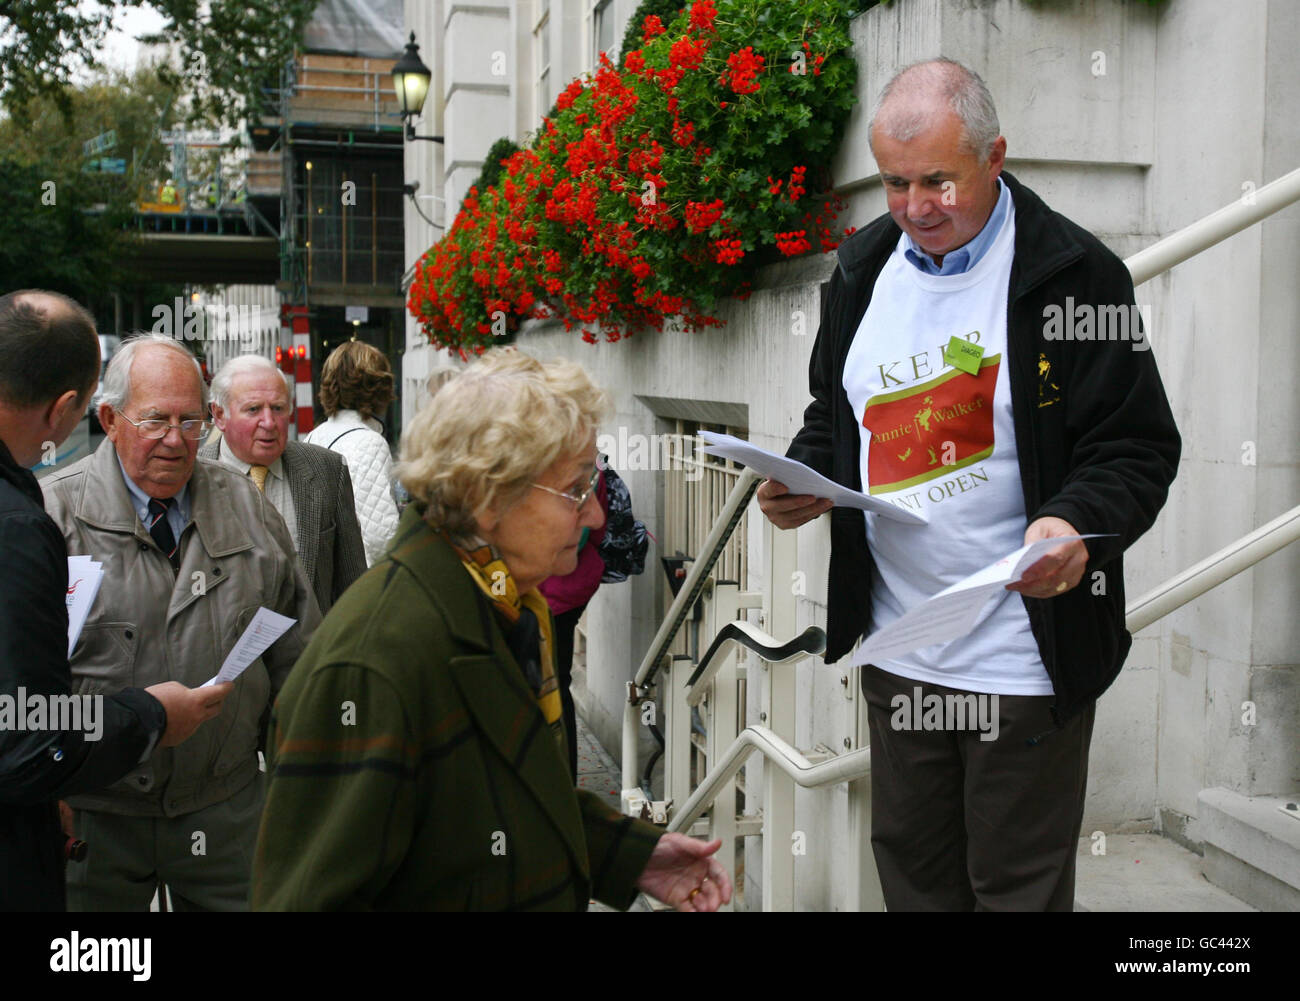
left=392, top=32, right=442, bottom=144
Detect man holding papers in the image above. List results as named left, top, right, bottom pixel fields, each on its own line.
left=0, top=294, right=230, bottom=911
left=41, top=334, right=321, bottom=911
left=758, top=60, right=1180, bottom=910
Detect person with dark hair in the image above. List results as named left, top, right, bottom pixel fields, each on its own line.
left=303, top=340, right=399, bottom=566
left=0, top=291, right=231, bottom=911
left=539, top=460, right=648, bottom=782
left=0, top=291, right=100, bottom=410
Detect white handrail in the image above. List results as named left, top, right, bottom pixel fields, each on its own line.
left=633, top=470, right=760, bottom=688
left=666, top=726, right=872, bottom=835
left=622, top=471, right=760, bottom=796
left=1126, top=166, right=1300, bottom=287
left=1126, top=504, right=1300, bottom=634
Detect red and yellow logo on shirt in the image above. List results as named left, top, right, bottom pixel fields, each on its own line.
left=862, top=356, right=1000, bottom=494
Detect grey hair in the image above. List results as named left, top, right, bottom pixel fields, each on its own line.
left=95, top=333, right=209, bottom=412
left=397, top=348, right=610, bottom=538
left=868, top=57, right=1000, bottom=160
left=210, top=353, right=292, bottom=411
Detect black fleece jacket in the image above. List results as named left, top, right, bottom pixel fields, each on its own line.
left=0, top=438, right=164, bottom=910
left=786, top=170, right=1181, bottom=724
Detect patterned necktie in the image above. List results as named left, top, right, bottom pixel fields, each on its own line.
left=248, top=465, right=269, bottom=492
left=147, top=497, right=179, bottom=572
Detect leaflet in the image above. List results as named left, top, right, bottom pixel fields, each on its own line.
left=201, top=607, right=296, bottom=687
left=849, top=534, right=1112, bottom=666
left=697, top=431, right=927, bottom=525
left=66, top=556, right=104, bottom=657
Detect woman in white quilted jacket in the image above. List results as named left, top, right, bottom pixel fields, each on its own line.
left=304, top=340, right=400, bottom=566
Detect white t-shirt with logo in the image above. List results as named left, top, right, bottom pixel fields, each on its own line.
left=842, top=192, right=1053, bottom=695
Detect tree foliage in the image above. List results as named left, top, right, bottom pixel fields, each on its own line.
left=0, top=66, right=186, bottom=324
left=0, top=157, right=127, bottom=296
left=619, top=0, right=685, bottom=65
left=462, top=136, right=521, bottom=212
left=0, top=0, right=321, bottom=128
left=0, top=65, right=180, bottom=198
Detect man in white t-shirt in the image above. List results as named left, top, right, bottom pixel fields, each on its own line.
left=758, top=59, right=1180, bottom=910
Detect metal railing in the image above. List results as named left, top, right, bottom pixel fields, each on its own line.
left=1125, top=504, right=1300, bottom=633
left=620, top=471, right=759, bottom=802
left=667, top=728, right=871, bottom=836
left=1126, top=167, right=1300, bottom=287
left=621, top=166, right=1300, bottom=911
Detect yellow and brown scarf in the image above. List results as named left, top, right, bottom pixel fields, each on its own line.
left=446, top=532, right=566, bottom=755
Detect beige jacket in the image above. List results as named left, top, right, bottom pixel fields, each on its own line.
left=41, top=440, right=321, bottom=817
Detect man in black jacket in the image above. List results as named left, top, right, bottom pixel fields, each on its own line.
left=0, top=290, right=231, bottom=911
left=759, top=60, right=1180, bottom=910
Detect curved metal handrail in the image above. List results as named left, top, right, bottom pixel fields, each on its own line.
left=633, top=471, right=761, bottom=689
left=1126, top=504, right=1300, bottom=633
left=684, top=622, right=826, bottom=708
left=666, top=726, right=872, bottom=834
left=1126, top=166, right=1300, bottom=287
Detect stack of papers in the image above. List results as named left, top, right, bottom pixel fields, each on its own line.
left=66, top=556, right=104, bottom=657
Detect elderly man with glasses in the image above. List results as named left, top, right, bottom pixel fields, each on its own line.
left=41, top=334, right=321, bottom=911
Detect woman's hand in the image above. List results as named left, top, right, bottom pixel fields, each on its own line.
left=636, top=834, right=733, bottom=912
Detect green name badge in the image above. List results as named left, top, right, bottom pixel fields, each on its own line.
left=944, top=335, right=984, bottom=375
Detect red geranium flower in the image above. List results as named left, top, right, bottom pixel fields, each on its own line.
left=722, top=47, right=765, bottom=95
left=689, top=0, right=718, bottom=33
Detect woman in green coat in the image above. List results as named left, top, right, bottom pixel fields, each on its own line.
left=252, top=348, right=730, bottom=911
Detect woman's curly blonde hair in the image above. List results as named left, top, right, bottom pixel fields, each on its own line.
left=397, top=348, right=610, bottom=537
left=318, top=340, right=394, bottom=420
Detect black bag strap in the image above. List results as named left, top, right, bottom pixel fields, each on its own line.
left=327, top=427, right=367, bottom=449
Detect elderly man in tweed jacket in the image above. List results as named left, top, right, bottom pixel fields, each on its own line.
left=202, top=355, right=366, bottom=613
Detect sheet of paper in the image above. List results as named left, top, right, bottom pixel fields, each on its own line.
left=849, top=535, right=1112, bottom=666
left=202, top=607, right=297, bottom=687
left=66, top=556, right=104, bottom=657
left=698, top=431, right=928, bottom=526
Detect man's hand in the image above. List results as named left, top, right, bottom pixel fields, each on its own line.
left=58, top=800, right=75, bottom=839
left=756, top=479, right=834, bottom=530
left=636, top=834, right=733, bottom=912
left=144, top=681, right=234, bottom=747
left=1006, top=517, right=1088, bottom=598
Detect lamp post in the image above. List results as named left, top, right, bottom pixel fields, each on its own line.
left=392, top=32, right=442, bottom=144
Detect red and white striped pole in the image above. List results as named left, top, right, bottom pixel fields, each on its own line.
left=289, top=305, right=313, bottom=435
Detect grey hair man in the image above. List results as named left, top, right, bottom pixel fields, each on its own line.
left=758, top=58, right=1180, bottom=910
left=201, top=354, right=366, bottom=613
left=41, top=334, right=321, bottom=911
left=0, top=296, right=231, bottom=911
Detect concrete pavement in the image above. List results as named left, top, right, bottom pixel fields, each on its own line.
left=575, top=711, right=1257, bottom=913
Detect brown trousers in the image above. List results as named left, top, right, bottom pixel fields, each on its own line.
left=861, top=666, right=1095, bottom=911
